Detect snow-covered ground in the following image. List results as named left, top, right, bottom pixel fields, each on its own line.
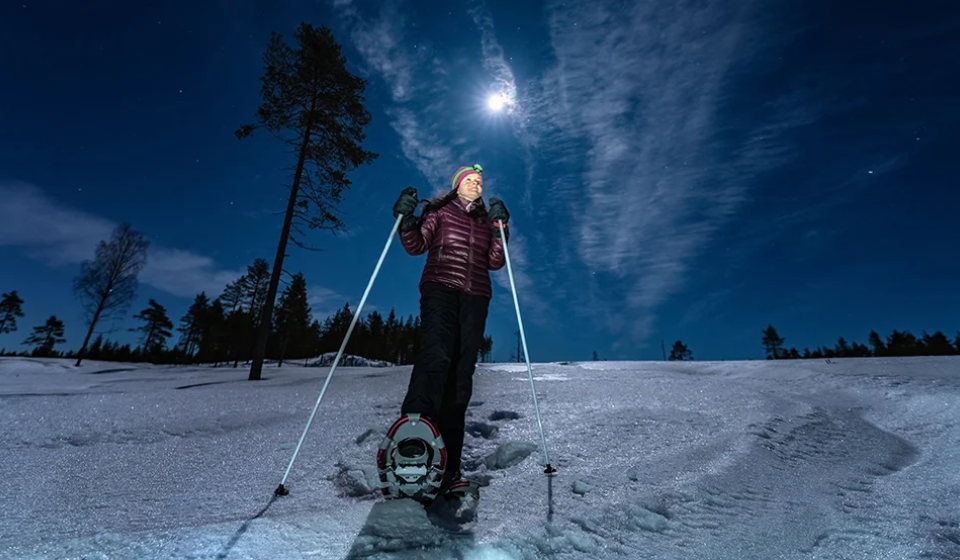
left=1, top=355, right=959, bottom=559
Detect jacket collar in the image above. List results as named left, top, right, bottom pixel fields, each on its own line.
left=454, top=195, right=481, bottom=213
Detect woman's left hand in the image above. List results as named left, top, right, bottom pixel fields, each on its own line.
left=488, top=197, right=510, bottom=225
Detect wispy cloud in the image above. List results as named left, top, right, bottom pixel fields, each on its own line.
left=523, top=0, right=820, bottom=345
left=0, top=181, right=243, bottom=298
left=0, top=181, right=114, bottom=265
left=335, top=2, right=456, bottom=194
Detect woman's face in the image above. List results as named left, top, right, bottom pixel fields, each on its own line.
left=457, top=173, right=483, bottom=201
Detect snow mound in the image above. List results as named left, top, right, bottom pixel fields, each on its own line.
left=484, top=441, right=538, bottom=470
left=330, top=460, right=380, bottom=499
left=572, top=480, right=593, bottom=495
left=302, top=352, right=395, bottom=368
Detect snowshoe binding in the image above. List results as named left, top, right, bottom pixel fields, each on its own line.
left=439, top=470, right=480, bottom=501
left=376, top=413, right=446, bottom=505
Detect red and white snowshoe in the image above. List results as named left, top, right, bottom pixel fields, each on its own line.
left=376, top=413, right=446, bottom=504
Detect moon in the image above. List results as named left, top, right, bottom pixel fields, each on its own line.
left=488, top=93, right=506, bottom=112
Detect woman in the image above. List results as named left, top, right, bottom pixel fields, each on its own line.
left=390, top=163, right=511, bottom=496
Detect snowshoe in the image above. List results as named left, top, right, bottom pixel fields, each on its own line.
left=376, top=413, right=446, bottom=504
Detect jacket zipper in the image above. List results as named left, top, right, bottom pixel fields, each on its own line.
left=465, top=216, right=474, bottom=293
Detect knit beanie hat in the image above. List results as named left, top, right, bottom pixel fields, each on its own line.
left=451, top=164, right=483, bottom=191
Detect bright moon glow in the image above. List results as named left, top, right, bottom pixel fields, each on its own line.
left=488, top=93, right=506, bottom=111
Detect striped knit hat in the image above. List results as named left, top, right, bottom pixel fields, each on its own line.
left=451, top=164, right=483, bottom=190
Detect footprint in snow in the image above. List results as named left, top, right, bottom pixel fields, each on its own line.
left=465, top=421, right=498, bottom=439
left=489, top=410, right=521, bottom=421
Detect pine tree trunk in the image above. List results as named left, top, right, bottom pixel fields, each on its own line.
left=75, top=297, right=107, bottom=366
left=249, top=120, right=313, bottom=381
left=278, top=335, right=289, bottom=368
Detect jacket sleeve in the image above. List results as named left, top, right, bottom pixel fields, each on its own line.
left=488, top=223, right=509, bottom=271
left=399, top=211, right=441, bottom=256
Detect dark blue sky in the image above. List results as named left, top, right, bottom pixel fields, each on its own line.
left=1, top=0, right=958, bottom=362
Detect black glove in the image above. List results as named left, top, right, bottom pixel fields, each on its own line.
left=488, top=197, right=510, bottom=225
left=392, top=186, right=418, bottom=218
left=399, top=214, right=421, bottom=233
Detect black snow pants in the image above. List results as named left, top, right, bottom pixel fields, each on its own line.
left=401, top=281, right=490, bottom=475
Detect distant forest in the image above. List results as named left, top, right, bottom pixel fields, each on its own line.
left=663, top=325, right=960, bottom=362
left=0, top=256, right=494, bottom=367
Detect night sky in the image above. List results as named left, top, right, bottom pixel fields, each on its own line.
left=1, top=0, right=958, bottom=362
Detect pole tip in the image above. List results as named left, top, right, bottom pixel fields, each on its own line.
left=274, top=484, right=289, bottom=496
left=544, top=464, right=557, bottom=475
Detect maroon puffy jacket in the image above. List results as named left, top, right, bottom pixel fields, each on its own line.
left=399, top=197, right=508, bottom=299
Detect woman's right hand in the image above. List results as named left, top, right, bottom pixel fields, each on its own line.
left=393, top=187, right=419, bottom=218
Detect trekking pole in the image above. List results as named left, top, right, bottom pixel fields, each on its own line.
left=498, top=219, right=556, bottom=475
left=274, top=212, right=404, bottom=496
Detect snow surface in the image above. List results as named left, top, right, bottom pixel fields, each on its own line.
left=1, top=355, right=959, bottom=559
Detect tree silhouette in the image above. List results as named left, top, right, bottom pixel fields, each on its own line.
left=219, top=277, right=245, bottom=315
left=0, top=291, right=25, bottom=336
left=72, top=224, right=150, bottom=366
left=761, top=325, right=785, bottom=360
left=237, top=23, right=379, bottom=380
left=868, top=330, right=887, bottom=357
left=512, top=330, right=524, bottom=363
left=24, top=315, right=66, bottom=356
left=177, top=293, right=211, bottom=358
left=479, top=335, right=493, bottom=363
left=669, top=340, right=693, bottom=361
left=921, top=331, right=954, bottom=355
left=274, top=272, right=312, bottom=366
left=835, top=337, right=851, bottom=357
left=886, top=330, right=919, bottom=356
left=130, top=299, right=173, bottom=355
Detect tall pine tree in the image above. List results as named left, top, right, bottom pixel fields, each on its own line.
left=237, top=23, right=379, bottom=380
